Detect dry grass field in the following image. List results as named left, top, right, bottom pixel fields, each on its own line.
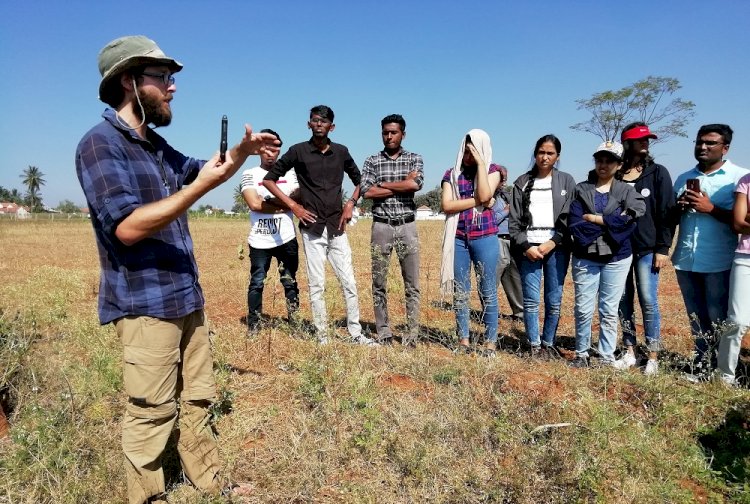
left=0, top=217, right=748, bottom=503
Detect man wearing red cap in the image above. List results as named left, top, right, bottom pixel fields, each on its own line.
left=76, top=35, right=277, bottom=503
left=613, top=122, right=675, bottom=375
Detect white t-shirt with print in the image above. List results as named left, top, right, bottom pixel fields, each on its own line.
left=240, top=166, right=299, bottom=249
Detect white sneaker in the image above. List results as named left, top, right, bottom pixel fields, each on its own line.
left=718, top=374, right=736, bottom=387
left=644, top=359, right=659, bottom=376
left=354, top=335, right=379, bottom=347
left=613, top=352, right=636, bottom=370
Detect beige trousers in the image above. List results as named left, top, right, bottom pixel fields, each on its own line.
left=115, top=310, right=220, bottom=504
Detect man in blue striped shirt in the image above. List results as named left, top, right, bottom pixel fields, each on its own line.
left=75, top=35, right=277, bottom=504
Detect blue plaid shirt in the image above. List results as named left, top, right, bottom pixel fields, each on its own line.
left=75, top=109, right=205, bottom=324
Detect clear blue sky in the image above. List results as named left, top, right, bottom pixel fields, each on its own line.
left=2, top=0, right=749, bottom=210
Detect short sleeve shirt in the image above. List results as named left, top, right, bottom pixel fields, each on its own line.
left=442, top=164, right=500, bottom=239
left=264, top=139, right=361, bottom=237
left=241, top=166, right=299, bottom=249
left=672, top=160, right=749, bottom=272
left=735, top=172, right=750, bottom=254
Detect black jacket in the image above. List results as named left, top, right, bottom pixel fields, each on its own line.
left=509, top=169, right=576, bottom=252
left=622, top=162, right=675, bottom=257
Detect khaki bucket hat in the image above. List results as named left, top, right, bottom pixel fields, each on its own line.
left=97, top=35, right=182, bottom=104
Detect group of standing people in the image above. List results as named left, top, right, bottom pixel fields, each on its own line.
left=440, top=123, right=749, bottom=383
left=74, top=35, right=749, bottom=504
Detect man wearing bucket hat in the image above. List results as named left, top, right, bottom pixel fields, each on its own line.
left=75, top=35, right=277, bottom=503
left=613, top=123, right=676, bottom=375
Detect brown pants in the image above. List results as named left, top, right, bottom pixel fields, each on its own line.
left=115, top=311, right=220, bottom=504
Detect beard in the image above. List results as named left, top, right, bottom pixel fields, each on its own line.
left=134, top=86, right=172, bottom=127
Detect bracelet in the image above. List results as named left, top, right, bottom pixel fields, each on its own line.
left=346, top=198, right=356, bottom=206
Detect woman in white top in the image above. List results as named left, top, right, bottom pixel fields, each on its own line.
left=509, top=135, right=576, bottom=358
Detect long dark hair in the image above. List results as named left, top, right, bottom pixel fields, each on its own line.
left=521, top=134, right=561, bottom=228
left=618, top=121, right=654, bottom=179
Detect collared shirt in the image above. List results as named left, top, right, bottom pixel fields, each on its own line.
left=264, top=139, right=361, bottom=237
left=75, top=108, right=205, bottom=324
left=442, top=164, right=500, bottom=239
left=360, top=149, right=424, bottom=219
left=672, top=159, right=749, bottom=273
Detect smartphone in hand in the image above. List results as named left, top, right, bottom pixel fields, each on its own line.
left=219, top=115, right=228, bottom=162
left=686, top=178, right=700, bottom=193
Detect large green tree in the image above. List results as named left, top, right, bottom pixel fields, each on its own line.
left=20, top=166, right=46, bottom=212
left=570, top=76, right=695, bottom=144
left=56, top=200, right=80, bottom=214
left=0, top=186, right=24, bottom=204
left=415, top=185, right=442, bottom=213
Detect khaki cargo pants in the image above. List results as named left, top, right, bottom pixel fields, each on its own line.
left=115, top=310, right=220, bottom=504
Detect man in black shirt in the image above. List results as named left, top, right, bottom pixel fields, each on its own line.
left=263, top=105, right=375, bottom=345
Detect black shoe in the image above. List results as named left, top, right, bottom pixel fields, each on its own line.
left=400, top=332, right=419, bottom=348
left=542, top=345, right=562, bottom=360
left=377, top=336, right=394, bottom=346
left=246, top=323, right=259, bottom=339
left=570, top=356, right=589, bottom=368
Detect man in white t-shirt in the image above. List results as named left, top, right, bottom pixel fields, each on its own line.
left=241, top=129, right=300, bottom=334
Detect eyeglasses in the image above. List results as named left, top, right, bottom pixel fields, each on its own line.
left=309, top=117, right=331, bottom=125
left=694, top=140, right=724, bottom=147
left=141, top=72, right=175, bottom=86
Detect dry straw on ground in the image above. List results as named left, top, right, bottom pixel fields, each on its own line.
left=0, top=218, right=748, bottom=503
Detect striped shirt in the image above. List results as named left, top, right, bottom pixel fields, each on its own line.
left=75, top=108, right=205, bottom=325
left=360, top=149, right=424, bottom=219
left=442, top=164, right=500, bottom=239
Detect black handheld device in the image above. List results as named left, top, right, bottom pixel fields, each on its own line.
left=686, top=178, right=700, bottom=193
left=220, top=115, right=228, bottom=162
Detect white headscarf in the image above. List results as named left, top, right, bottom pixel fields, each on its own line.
left=440, top=129, right=493, bottom=296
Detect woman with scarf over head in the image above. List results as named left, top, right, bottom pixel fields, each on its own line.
left=509, top=135, right=576, bottom=359
left=569, top=141, right=646, bottom=367
left=440, top=130, right=501, bottom=357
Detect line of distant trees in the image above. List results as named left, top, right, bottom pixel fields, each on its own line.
left=5, top=75, right=693, bottom=216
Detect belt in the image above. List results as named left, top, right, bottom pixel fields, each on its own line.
left=373, top=214, right=415, bottom=226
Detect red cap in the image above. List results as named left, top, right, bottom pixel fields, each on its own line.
left=621, top=125, right=658, bottom=142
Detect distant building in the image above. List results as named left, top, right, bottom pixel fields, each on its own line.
left=0, top=202, right=31, bottom=218
left=416, top=205, right=443, bottom=220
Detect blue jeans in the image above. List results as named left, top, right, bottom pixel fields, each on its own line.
left=619, top=253, right=662, bottom=352
left=518, top=248, right=569, bottom=347
left=675, top=269, right=730, bottom=359
left=573, top=256, right=632, bottom=361
left=454, top=235, right=498, bottom=343
left=247, top=239, right=299, bottom=327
